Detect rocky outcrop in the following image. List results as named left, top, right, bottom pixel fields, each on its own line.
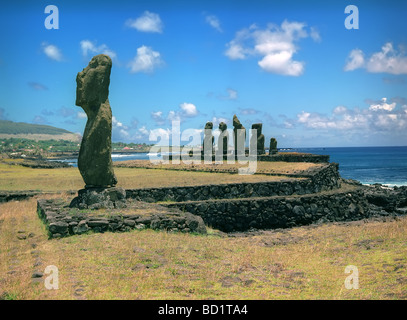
left=362, top=184, right=407, bottom=215
left=69, top=187, right=127, bottom=209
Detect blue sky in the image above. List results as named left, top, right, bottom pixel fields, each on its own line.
left=1, top=0, right=406, bottom=147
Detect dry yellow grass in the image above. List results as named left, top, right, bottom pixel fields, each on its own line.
left=1, top=160, right=406, bottom=300
left=1, top=197, right=406, bottom=300
left=0, top=162, right=301, bottom=192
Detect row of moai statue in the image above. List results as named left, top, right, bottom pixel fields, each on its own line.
left=203, top=115, right=278, bottom=156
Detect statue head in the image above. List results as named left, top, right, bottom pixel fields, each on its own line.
left=219, top=122, right=227, bottom=132
left=233, top=115, right=243, bottom=129
left=204, top=121, right=213, bottom=130
left=252, top=123, right=262, bottom=136
left=76, top=54, right=112, bottom=112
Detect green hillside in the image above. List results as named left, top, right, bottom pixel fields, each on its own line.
left=0, top=120, right=72, bottom=135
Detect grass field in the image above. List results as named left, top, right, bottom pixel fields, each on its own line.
left=1, top=196, right=406, bottom=300
left=0, top=161, right=406, bottom=300
left=0, top=161, right=305, bottom=192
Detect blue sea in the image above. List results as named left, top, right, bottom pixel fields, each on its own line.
left=54, top=146, right=407, bottom=187
left=293, top=146, right=407, bottom=187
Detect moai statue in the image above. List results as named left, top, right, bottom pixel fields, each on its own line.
left=218, top=122, right=229, bottom=155
left=203, top=121, right=214, bottom=155
left=250, top=123, right=265, bottom=155
left=232, top=115, right=246, bottom=157
left=269, top=137, right=278, bottom=155
left=71, top=54, right=126, bottom=209
left=75, top=54, right=117, bottom=187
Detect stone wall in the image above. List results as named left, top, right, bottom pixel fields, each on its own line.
left=165, top=189, right=370, bottom=232
left=126, top=163, right=341, bottom=203
left=37, top=199, right=206, bottom=238
left=163, top=152, right=329, bottom=163
left=0, top=191, right=42, bottom=203
left=259, top=153, right=330, bottom=163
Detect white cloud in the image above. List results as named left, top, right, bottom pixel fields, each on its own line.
left=216, top=88, right=238, bottom=101
left=42, top=43, right=63, bottom=61
left=112, top=116, right=125, bottom=128
left=80, top=40, right=117, bottom=60
left=225, top=20, right=319, bottom=76
left=296, top=97, right=407, bottom=133
left=180, top=103, right=198, bottom=117
left=344, top=49, right=365, bottom=71
left=345, top=43, right=407, bottom=75
left=77, top=111, right=87, bottom=119
left=138, top=126, right=149, bottom=136
left=151, top=111, right=165, bottom=125
left=167, top=110, right=181, bottom=122
left=126, top=11, right=163, bottom=33
left=333, top=106, right=348, bottom=114
left=205, top=14, right=222, bottom=32
left=225, top=42, right=247, bottom=60
left=128, top=46, right=164, bottom=73
left=211, top=116, right=229, bottom=127
left=226, top=89, right=238, bottom=100
left=224, top=27, right=256, bottom=60
left=152, top=103, right=199, bottom=126
left=149, top=128, right=171, bottom=144
left=258, top=50, right=304, bottom=76
left=240, top=108, right=259, bottom=115
left=368, top=97, right=396, bottom=112
left=310, top=27, right=321, bottom=43
left=112, top=116, right=131, bottom=141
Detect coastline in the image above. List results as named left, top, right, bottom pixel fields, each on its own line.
left=5, top=145, right=403, bottom=187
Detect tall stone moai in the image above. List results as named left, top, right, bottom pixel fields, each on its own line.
left=218, top=122, right=229, bottom=155
left=232, top=115, right=246, bottom=157
left=250, top=123, right=265, bottom=155
left=269, top=137, right=278, bottom=155
left=203, top=121, right=214, bottom=155
left=71, top=54, right=126, bottom=209
left=75, top=54, right=117, bottom=188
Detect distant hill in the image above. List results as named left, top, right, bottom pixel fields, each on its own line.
left=0, top=120, right=72, bottom=135
left=0, top=120, right=80, bottom=142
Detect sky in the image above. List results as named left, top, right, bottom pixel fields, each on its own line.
left=0, top=0, right=407, bottom=148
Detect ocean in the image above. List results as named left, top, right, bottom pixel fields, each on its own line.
left=54, top=146, right=407, bottom=187
left=294, top=146, right=407, bottom=187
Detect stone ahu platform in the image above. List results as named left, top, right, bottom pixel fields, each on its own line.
left=163, top=152, right=330, bottom=163
left=37, top=198, right=207, bottom=239
left=37, top=162, right=379, bottom=238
